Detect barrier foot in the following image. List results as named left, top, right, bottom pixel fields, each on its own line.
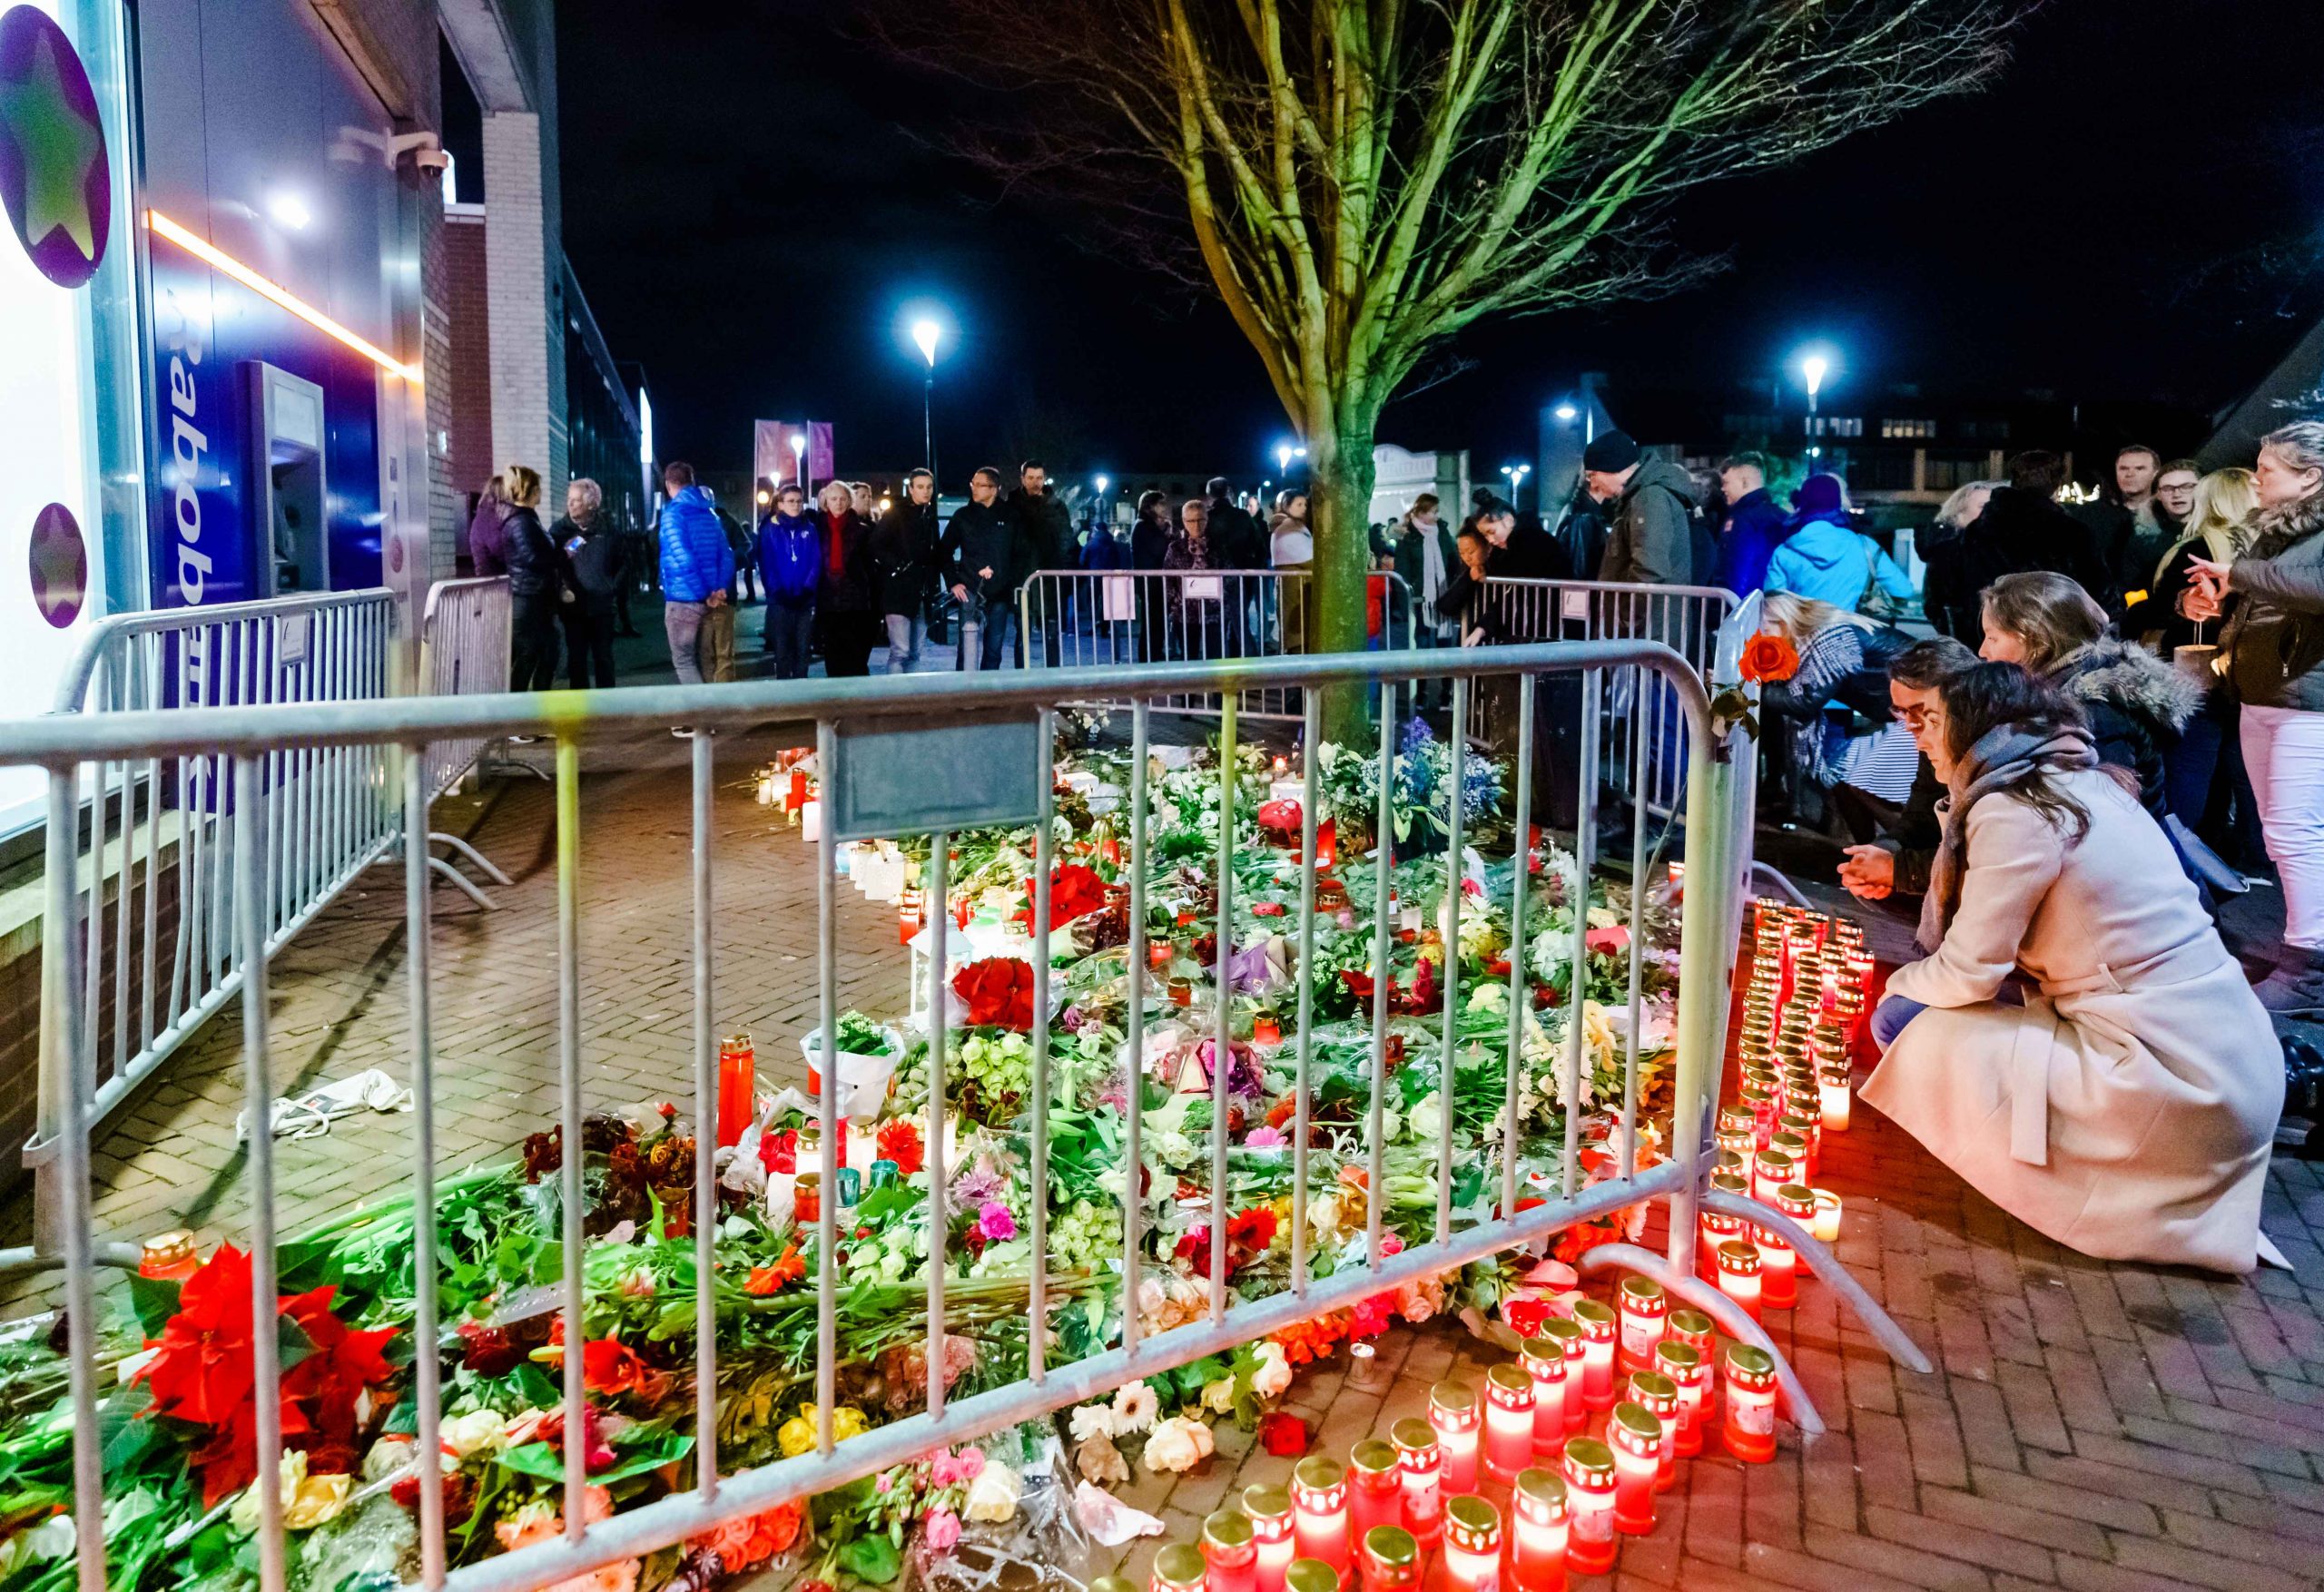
left=1748, top=861, right=1811, bottom=908
left=1575, top=1241, right=1827, bottom=1438
left=1700, top=1186, right=1935, bottom=1375
left=428, top=854, right=497, bottom=910
left=431, top=830, right=513, bottom=887
left=0, top=1241, right=140, bottom=1278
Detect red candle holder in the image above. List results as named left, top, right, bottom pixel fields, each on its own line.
left=1651, top=1340, right=1708, bottom=1459
left=1153, top=1545, right=1207, bottom=1592
left=1537, top=1318, right=1589, bottom=1438
left=1722, top=1343, right=1779, bottom=1463
left=1559, top=1439, right=1617, bottom=1577
left=1615, top=1275, right=1667, bottom=1375
left=1775, top=1184, right=1819, bottom=1299
left=1738, top=1079, right=1777, bottom=1146
left=1713, top=1106, right=1757, bottom=1164
left=1698, top=1169, right=1750, bottom=1279
left=1245, top=1486, right=1297, bottom=1592
left=1769, top=1129, right=1811, bottom=1185
left=1442, top=1495, right=1501, bottom=1592
left=1482, top=1362, right=1535, bottom=1485
left=1293, top=1457, right=1352, bottom=1587
left=1430, top=1382, right=1482, bottom=1495
left=1607, top=1402, right=1663, bottom=1536
left=1389, top=1419, right=1442, bottom=1553
left=1205, top=1511, right=1259, bottom=1592
left=1519, top=1332, right=1570, bottom=1458
left=1626, top=1371, right=1680, bottom=1491
left=716, top=1033, right=756, bottom=1148
left=1285, top=1564, right=1338, bottom=1592
left=1752, top=1146, right=1797, bottom=1205
left=1509, top=1469, right=1568, bottom=1592
left=1570, top=1300, right=1618, bottom=1412
left=1714, top=1239, right=1763, bottom=1322
left=1356, top=1528, right=1419, bottom=1592
left=1350, top=1440, right=1402, bottom=1541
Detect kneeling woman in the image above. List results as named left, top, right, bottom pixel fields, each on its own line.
left=1860, top=663, right=2282, bottom=1273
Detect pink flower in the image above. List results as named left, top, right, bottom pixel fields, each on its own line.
left=1378, top=1233, right=1404, bottom=1259
left=1584, top=925, right=1630, bottom=955
left=875, top=1473, right=892, bottom=1493
left=923, top=1508, right=961, bottom=1553
left=955, top=1447, right=985, bottom=1480
left=1243, top=1126, right=1285, bottom=1149
left=977, top=1202, right=1018, bottom=1243
left=930, top=1453, right=962, bottom=1489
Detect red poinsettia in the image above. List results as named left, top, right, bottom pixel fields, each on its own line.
left=955, top=958, right=1037, bottom=1031
left=1257, top=1411, right=1309, bottom=1457
left=279, top=1284, right=397, bottom=1458
left=1227, top=1207, right=1279, bottom=1255
left=875, top=1117, right=924, bottom=1176
left=1018, top=864, right=1108, bottom=930
left=141, top=1243, right=258, bottom=1427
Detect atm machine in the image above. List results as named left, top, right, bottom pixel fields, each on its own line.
left=246, top=361, right=329, bottom=595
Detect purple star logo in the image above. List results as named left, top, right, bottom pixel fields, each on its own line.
left=0, top=5, right=111, bottom=289
left=29, top=501, right=86, bottom=627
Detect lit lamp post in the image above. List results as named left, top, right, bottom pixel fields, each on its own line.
left=1275, top=440, right=1306, bottom=479
left=790, top=431, right=809, bottom=496
left=1499, top=462, right=1531, bottom=510
left=1800, top=351, right=1829, bottom=464
left=912, top=319, right=942, bottom=480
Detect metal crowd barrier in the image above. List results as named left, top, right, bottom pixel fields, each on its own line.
left=1465, top=578, right=1738, bottom=815
left=7, top=590, right=398, bottom=1272
left=1016, top=567, right=1414, bottom=718
left=14, top=644, right=1762, bottom=1592
left=416, top=578, right=518, bottom=910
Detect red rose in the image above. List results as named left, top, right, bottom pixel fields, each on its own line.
left=1258, top=1411, right=1309, bottom=1457
left=1739, top=632, right=1800, bottom=684
left=954, top=958, right=1037, bottom=1030
left=1502, top=1295, right=1548, bottom=1337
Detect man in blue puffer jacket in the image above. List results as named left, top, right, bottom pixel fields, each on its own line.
left=657, top=462, right=734, bottom=689
left=757, top=482, right=821, bottom=679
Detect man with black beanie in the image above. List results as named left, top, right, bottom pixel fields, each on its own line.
left=1586, top=430, right=1703, bottom=586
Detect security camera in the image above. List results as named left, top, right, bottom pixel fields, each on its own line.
left=385, top=130, right=446, bottom=171
left=410, top=146, right=450, bottom=173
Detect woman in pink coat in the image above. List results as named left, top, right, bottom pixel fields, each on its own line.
left=1861, top=663, right=2283, bottom=1273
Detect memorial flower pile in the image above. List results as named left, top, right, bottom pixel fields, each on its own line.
left=0, top=717, right=1688, bottom=1592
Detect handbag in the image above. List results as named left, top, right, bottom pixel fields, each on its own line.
left=1856, top=540, right=1899, bottom=620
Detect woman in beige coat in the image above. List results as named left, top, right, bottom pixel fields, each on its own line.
left=1860, top=663, right=2283, bottom=1273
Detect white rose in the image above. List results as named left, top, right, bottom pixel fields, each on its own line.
left=442, top=1409, right=507, bottom=1459
left=1142, top=1415, right=1212, bottom=1474
left=1407, top=1094, right=1444, bottom=1145
left=1201, top=1377, right=1236, bottom=1415
left=963, top=1460, right=1023, bottom=1524
left=1069, top=1402, right=1117, bottom=1443
left=1250, top=1341, right=1293, bottom=1401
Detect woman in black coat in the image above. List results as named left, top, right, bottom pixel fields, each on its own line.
left=867, top=471, right=940, bottom=673
left=500, top=465, right=560, bottom=691
left=811, top=480, right=880, bottom=676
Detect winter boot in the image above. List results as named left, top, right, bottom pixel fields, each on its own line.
left=2252, top=944, right=2324, bottom=1017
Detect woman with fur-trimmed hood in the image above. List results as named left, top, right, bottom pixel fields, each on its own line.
left=1975, top=571, right=2200, bottom=820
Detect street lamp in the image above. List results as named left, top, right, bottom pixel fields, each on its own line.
left=1499, top=462, right=1531, bottom=508
left=912, top=318, right=942, bottom=479
left=1552, top=403, right=1578, bottom=422
left=1801, top=354, right=1828, bottom=417
left=789, top=431, right=808, bottom=496
left=1275, top=440, right=1305, bottom=477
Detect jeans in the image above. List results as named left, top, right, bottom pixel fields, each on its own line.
left=960, top=606, right=1015, bottom=672
left=511, top=594, right=560, bottom=690
left=665, top=600, right=711, bottom=685
left=884, top=611, right=924, bottom=673
left=1871, top=994, right=1926, bottom=1049
left=2240, top=703, right=2324, bottom=948
left=766, top=602, right=813, bottom=680
left=560, top=602, right=616, bottom=689
left=2165, top=687, right=2230, bottom=832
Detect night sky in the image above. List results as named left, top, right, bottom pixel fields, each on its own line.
left=556, top=0, right=2324, bottom=484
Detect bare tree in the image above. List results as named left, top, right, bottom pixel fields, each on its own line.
left=881, top=0, right=2023, bottom=697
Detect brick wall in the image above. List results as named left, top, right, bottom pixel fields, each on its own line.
left=481, top=111, right=557, bottom=496
left=443, top=211, right=493, bottom=502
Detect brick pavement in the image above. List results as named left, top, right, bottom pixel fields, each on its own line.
left=6, top=743, right=2323, bottom=1589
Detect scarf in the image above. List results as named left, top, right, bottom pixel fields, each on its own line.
left=1416, top=517, right=1447, bottom=604
left=1916, top=722, right=2098, bottom=953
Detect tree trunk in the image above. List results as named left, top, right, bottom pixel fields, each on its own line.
left=1305, top=426, right=1381, bottom=744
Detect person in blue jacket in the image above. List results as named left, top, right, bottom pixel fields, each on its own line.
left=757, top=482, right=821, bottom=679
left=657, top=461, right=734, bottom=689
left=1714, top=452, right=1787, bottom=595
left=1763, top=473, right=1915, bottom=615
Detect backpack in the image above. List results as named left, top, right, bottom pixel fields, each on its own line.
left=1856, top=539, right=1899, bottom=621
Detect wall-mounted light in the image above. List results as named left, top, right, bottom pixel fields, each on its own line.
left=147, top=210, right=419, bottom=382
left=267, top=192, right=312, bottom=230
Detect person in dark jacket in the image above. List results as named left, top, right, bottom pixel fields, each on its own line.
left=942, top=467, right=1019, bottom=672
left=500, top=465, right=560, bottom=691
left=656, top=463, right=734, bottom=695
left=468, top=475, right=510, bottom=578
left=1714, top=453, right=1787, bottom=595
left=1205, top=477, right=1266, bottom=569
left=1954, top=451, right=2114, bottom=635
left=1919, top=479, right=2002, bottom=641
left=1008, top=461, right=1075, bottom=665
left=809, top=480, right=878, bottom=676
left=1551, top=476, right=1613, bottom=579
left=1837, top=635, right=1981, bottom=905
left=1589, top=431, right=1699, bottom=587
left=2073, top=445, right=2171, bottom=603
left=552, top=477, right=623, bottom=690
left=757, top=483, right=820, bottom=680
left=1978, top=571, right=2199, bottom=821
left=870, top=468, right=940, bottom=673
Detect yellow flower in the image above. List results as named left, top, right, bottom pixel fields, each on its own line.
left=777, top=1410, right=819, bottom=1458
left=830, top=1405, right=870, bottom=1441
left=231, top=1453, right=354, bottom=1534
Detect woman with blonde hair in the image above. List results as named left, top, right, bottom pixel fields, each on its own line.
left=499, top=465, right=560, bottom=691
left=1758, top=590, right=1919, bottom=831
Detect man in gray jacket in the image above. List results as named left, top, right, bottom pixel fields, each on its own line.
left=1587, top=431, right=1702, bottom=586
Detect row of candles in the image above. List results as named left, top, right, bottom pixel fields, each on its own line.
left=1131, top=1292, right=1786, bottom=1592
left=1694, top=903, right=1869, bottom=1322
